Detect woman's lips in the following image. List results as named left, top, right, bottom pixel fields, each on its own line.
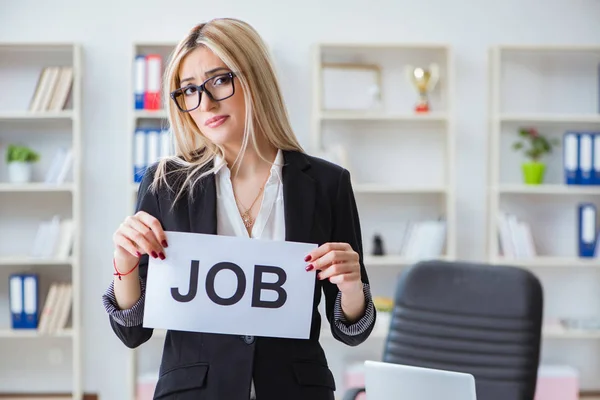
left=205, top=115, right=229, bottom=128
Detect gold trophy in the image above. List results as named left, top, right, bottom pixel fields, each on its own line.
left=406, top=63, right=439, bottom=113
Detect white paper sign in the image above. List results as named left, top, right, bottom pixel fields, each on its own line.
left=143, top=231, right=318, bottom=339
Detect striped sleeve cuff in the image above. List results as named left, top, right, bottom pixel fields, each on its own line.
left=333, top=283, right=375, bottom=336
left=101, top=277, right=145, bottom=327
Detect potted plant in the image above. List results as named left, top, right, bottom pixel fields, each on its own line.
left=6, top=144, right=40, bottom=183
left=512, top=127, right=559, bottom=185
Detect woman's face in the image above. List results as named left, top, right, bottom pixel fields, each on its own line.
left=176, top=46, right=246, bottom=150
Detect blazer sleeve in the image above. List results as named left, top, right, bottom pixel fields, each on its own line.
left=322, top=168, right=376, bottom=346
left=101, top=165, right=161, bottom=349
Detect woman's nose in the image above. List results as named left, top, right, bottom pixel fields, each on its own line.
left=198, top=91, right=216, bottom=112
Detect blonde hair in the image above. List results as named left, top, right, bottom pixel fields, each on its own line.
left=149, top=18, right=304, bottom=206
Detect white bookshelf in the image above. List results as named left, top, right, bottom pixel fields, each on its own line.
left=310, top=42, right=455, bottom=394
left=0, top=43, right=82, bottom=398
left=126, top=41, right=176, bottom=400
left=487, top=44, right=600, bottom=390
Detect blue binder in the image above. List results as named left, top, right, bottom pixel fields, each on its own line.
left=578, top=203, right=597, bottom=258
left=579, top=132, right=594, bottom=185
left=9, top=274, right=39, bottom=329
left=134, top=55, right=146, bottom=110
left=563, top=131, right=579, bottom=185
left=593, top=132, right=600, bottom=185
left=133, top=128, right=147, bottom=183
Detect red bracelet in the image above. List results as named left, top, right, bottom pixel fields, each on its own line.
left=113, top=257, right=140, bottom=280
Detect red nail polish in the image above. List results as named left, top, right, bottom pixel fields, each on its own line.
left=162, top=240, right=168, bottom=248
left=305, top=255, right=311, bottom=262
left=151, top=251, right=158, bottom=258
left=159, top=252, right=165, bottom=260
left=305, top=264, right=314, bottom=271
left=136, top=251, right=142, bottom=258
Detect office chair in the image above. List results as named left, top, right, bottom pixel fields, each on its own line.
left=343, top=260, right=544, bottom=400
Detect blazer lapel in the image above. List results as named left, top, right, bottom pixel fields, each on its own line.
left=282, top=150, right=316, bottom=244
left=185, top=150, right=314, bottom=242
left=188, top=167, right=218, bottom=235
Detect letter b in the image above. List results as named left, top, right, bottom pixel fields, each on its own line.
left=252, top=265, right=287, bottom=308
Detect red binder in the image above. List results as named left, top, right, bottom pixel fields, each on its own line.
left=145, top=54, right=162, bottom=110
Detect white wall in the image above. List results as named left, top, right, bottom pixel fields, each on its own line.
left=1, top=0, right=600, bottom=398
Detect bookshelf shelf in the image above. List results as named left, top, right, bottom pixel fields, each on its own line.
left=495, top=184, right=600, bottom=195
left=0, top=183, right=74, bottom=193
left=0, top=257, right=73, bottom=266
left=353, top=183, right=448, bottom=194
left=0, top=111, right=74, bottom=120
left=319, top=111, right=448, bottom=122
left=543, top=328, right=600, bottom=340
left=0, top=43, right=81, bottom=398
left=0, top=328, right=74, bottom=338
left=498, top=114, right=600, bottom=124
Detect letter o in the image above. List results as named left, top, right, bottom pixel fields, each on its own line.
left=205, top=262, right=246, bottom=306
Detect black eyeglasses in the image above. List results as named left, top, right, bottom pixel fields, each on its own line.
left=170, top=72, right=236, bottom=112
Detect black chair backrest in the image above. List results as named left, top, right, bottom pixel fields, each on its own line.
left=383, top=260, right=543, bottom=400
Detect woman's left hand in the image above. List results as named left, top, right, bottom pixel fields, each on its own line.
left=305, top=242, right=363, bottom=294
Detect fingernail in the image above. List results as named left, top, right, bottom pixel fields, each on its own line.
left=159, top=252, right=165, bottom=260
left=136, top=251, right=142, bottom=258
left=305, top=264, right=314, bottom=271
left=317, top=273, right=322, bottom=280
left=151, top=251, right=158, bottom=258
left=304, top=255, right=311, bottom=262
left=162, top=240, right=168, bottom=248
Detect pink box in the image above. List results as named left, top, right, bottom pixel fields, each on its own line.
left=534, top=365, right=579, bottom=400
left=344, top=363, right=366, bottom=400
left=137, top=374, right=158, bottom=400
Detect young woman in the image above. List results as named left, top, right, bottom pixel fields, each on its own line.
left=102, top=18, right=376, bottom=400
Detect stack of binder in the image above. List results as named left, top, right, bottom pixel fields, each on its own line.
left=133, top=128, right=174, bottom=183
left=9, top=274, right=39, bottom=329
left=133, top=54, right=162, bottom=110
left=564, top=131, right=600, bottom=185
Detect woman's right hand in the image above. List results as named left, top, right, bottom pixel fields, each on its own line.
left=112, top=211, right=168, bottom=263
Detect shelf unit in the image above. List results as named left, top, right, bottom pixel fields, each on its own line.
left=311, top=41, right=455, bottom=258
left=487, top=44, right=600, bottom=390
left=0, top=43, right=82, bottom=398
left=126, top=41, right=176, bottom=400
left=311, top=42, right=455, bottom=394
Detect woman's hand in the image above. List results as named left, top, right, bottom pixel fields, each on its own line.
left=305, top=242, right=363, bottom=295
left=112, top=211, right=168, bottom=264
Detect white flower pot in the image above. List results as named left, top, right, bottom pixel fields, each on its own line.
left=8, top=161, right=33, bottom=183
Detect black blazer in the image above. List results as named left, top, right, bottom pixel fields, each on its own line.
left=109, top=150, right=376, bottom=400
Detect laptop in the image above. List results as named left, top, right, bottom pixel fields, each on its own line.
left=364, top=360, right=477, bottom=400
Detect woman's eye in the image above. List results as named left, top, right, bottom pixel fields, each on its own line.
left=184, top=86, right=197, bottom=96
left=213, top=76, right=230, bottom=86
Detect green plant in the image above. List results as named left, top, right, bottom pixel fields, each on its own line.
left=512, top=127, right=559, bottom=162
left=6, top=144, right=40, bottom=163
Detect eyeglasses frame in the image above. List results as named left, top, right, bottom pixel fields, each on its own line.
left=170, top=71, right=237, bottom=113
